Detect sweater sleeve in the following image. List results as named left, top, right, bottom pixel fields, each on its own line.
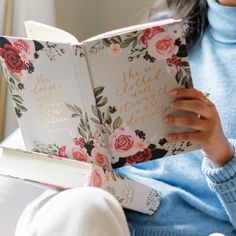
left=202, top=139, right=236, bottom=230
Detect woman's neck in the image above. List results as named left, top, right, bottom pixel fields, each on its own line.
left=218, top=0, right=236, bottom=6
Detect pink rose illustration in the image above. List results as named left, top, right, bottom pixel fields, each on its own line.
left=13, top=39, right=30, bottom=53
left=108, top=43, right=122, bottom=57
left=91, top=147, right=110, bottom=169
left=141, top=26, right=165, bottom=47
left=109, top=126, right=139, bottom=159
left=72, top=147, right=88, bottom=162
left=89, top=169, right=103, bottom=188
left=148, top=32, right=178, bottom=60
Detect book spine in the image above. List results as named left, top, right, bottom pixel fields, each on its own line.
left=71, top=44, right=98, bottom=134
left=88, top=165, right=161, bottom=215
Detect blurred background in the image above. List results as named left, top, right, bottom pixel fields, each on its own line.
left=0, top=0, right=153, bottom=143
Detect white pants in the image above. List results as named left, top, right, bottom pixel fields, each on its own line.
left=15, top=187, right=131, bottom=236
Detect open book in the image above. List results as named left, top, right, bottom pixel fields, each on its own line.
left=0, top=19, right=196, bottom=169
left=0, top=19, right=197, bottom=214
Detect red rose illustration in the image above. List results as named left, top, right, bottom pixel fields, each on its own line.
left=74, top=137, right=86, bottom=148
left=167, top=55, right=181, bottom=67
left=58, top=146, right=68, bottom=158
left=0, top=44, right=26, bottom=73
left=126, top=148, right=152, bottom=164
left=91, top=147, right=110, bottom=169
left=141, top=26, right=165, bottom=47
left=13, top=39, right=30, bottom=53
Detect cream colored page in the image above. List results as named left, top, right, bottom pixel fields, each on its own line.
left=24, top=21, right=79, bottom=44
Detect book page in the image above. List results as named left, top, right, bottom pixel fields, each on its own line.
left=82, top=20, right=198, bottom=168
left=83, top=19, right=180, bottom=43
left=0, top=147, right=92, bottom=189
left=0, top=36, right=90, bottom=155
left=24, top=21, right=79, bottom=44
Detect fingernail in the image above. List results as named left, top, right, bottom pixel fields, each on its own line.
left=169, top=89, right=178, bottom=96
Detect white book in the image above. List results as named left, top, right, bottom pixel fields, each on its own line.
left=0, top=19, right=198, bottom=215
left=0, top=146, right=161, bottom=215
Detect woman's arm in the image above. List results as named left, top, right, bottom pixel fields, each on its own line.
left=202, top=140, right=236, bottom=230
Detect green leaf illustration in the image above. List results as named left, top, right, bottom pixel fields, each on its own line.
left=175, top=69, right=183, bottom=84
left=97, top=109, right=103, bottom=122
left=112, top=36, right=122, bottom=43
left=74, top=105, right=83, bottom=115
left=97, top=97, right=108, bottom=107
left=132, top=38, right=138, bottom=49
left=66, top=103, right=76, bottom=113
left=91, top=105, right=98, bottom=117
left=105, top=116, right=112, bottom=125
left=78, top=127, right=87, bottom=139
left=94, top=87, right=104, bottom=98
left=34, top=40, right=44, bottom=51
left=111, top=171, right=117, bottom=181
left=85, top=112, right=89, bottom=123
left=118, top=198, right=124, bottom=203
left=181, top=75, right=188, bottom=88
left=102, top=38, right=112, bottom=47
left=16, top=103, right=27, bottom=112
left=113, top=116, right=122, bottom=130
left=181, top=61, right=190, bottom=67
left=176, top=44, right=188, bottom=58
left=90, top=117, right=101, bottom=125
left=96, top=95, right=103, bottom=104
left=12, top=94, right=23, bottom=102
left=12, top=97, right=23, bottom=104
left=81, top=118, right=90, bottom=130
left=72, top=113, right=80, bottom=118
left=152, top=148, right=168, bottom=159
left=79, top=121, right=87, bottom=132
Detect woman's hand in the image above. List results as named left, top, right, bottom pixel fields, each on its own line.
left=164, top=88, right=234, bottom=167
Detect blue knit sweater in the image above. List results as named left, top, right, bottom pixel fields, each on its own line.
left=116, top=0, right=236, bottom=235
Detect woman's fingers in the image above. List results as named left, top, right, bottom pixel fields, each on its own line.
left=164, top=115, right=206, bottom=131
left=165, top=131, right=204, bottom=144
left=171, top=99, right=212, bottom=119
left=170, top=88, right=214, bottom=106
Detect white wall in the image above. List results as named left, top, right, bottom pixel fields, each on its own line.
left=55, top=0, right=152, bottom=40
left=55, top=0, right=101, bottom=41
left=3, top=0, right=152, bottom=139
left=3, top=0, right=56, bottom=139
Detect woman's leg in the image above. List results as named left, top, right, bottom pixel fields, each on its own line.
left=15, top=187, right=131, bottom=236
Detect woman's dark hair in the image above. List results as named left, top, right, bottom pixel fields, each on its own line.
left=147, top=0, right=208, bottom=49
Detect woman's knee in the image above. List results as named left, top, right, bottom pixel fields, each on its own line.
left=16, top=187, right=130, bottom=236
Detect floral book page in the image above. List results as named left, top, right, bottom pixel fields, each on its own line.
left=0, top=36, right=100, bottom=166
left=88, top=166, right=161, bottom=215
left=82, top=19, right=198, bottom=168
